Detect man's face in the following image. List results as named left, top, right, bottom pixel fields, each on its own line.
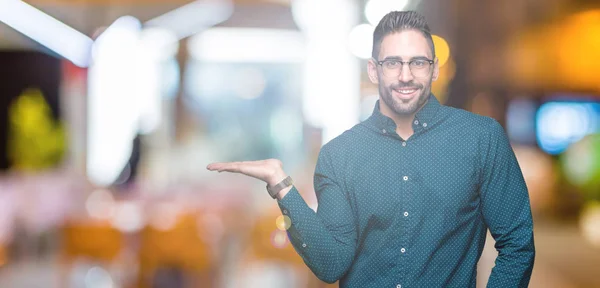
left=368, top=30, right=439, bottom=117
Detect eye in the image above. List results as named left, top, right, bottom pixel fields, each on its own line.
left=384, top=61, right=400, bottom=69
left=411, top=60, right=427, bottom=67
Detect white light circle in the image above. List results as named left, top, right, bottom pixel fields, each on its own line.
left=348, top=24, right=375, bottom=59
left=365, top=0, right=410, bottom=27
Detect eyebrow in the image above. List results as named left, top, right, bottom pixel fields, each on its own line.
left=381, top=56, right=430, bottom=61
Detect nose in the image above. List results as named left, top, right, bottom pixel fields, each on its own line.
left=398, top=62, right=414, bottom=82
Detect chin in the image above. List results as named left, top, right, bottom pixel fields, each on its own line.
left=392, top=98, right=420, bottom=114
left=393, top=105, right=419, bottom=116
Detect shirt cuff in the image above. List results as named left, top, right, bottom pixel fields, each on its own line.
left=276, top=186, right=312, bottom=253
left=277, top=186, right=311, bottom=229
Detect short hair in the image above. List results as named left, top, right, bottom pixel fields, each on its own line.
left=372, top=10, right=436, bottom=60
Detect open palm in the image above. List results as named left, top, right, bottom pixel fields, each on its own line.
left=206, top=158, right=285, bottom=186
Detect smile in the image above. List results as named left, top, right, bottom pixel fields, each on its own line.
left=395, top=88, right=418, bottom=94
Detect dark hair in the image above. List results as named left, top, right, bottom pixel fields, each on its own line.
left=372, top=10, right=435, bottom=60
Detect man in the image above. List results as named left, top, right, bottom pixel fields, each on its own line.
left=207, top=10, right=535, bottom=288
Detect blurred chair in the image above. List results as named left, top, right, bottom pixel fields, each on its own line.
left=238, top=206, right=338, bottom=288
left=59, top=220, right=125, bottom=287
left=137, top=212, right=216, bottom=288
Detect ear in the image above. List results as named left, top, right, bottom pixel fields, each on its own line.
left=367, top=58, right=380, bottom=85
left=432, top=57, right=440, bottom=81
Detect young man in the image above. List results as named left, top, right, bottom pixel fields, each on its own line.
left=207, top=10, right=535, bottom=288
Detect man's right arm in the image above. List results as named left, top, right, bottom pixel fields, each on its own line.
left=276, top=149, right=357, bottom=284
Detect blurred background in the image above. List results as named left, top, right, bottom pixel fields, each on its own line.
left=0, top=0, right=599, bottom=287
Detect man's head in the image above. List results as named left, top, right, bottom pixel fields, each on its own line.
left=367, top=11, right=439, bottom=118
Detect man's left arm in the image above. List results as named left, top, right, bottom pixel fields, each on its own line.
left=479, top=119, right=535, bottom=288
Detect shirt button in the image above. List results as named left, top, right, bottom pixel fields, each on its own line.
left=423, top=123, right=428, bottom=127
left=382, top=129, right=387, bottom=134
left=302, top=243, right=307, bottom=248
left=401, top=248, right=406, bottom=253
left=401, top=141, right=406, bottom=146
left=283, top=210, right=288, bottom=215
left=397, top=285, right=401, bottom=288
left=404, top=212, right=408, bottom=217
left=403, top=176, right=408, bottom=181
left=414, top=120, right=419, bottom=125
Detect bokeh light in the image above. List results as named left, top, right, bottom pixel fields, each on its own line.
left=555, top=10, right=600, bottom=91
left=84, top=266, right=114, bottom=288
left=579, top=201, right=600, bottom=248
left=364, top=0, right=410, bottom=27
left=431, top=57, right=455, bottom=104
left=562, top=134, right=600, bottom=197
left=270, top=230, right=289, bottom=249
left=536, top=102, right=600, bottom=155
left=110, top=202, right=144, bottom=233
left=149, top=202, right=179, bottom=231
left=432, top=35, right=450, bottom=67
left=348, top=24, right=375, bottom=59
left=275, top=215, right=291, bottom=231
left=85, top=189, right=116, bottom=220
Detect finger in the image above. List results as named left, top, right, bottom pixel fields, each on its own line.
left=207, top=162, right=245, bottom=173
left=207, top=163, right=231, bottom=171
left=207, top=161, right=265, bottom=179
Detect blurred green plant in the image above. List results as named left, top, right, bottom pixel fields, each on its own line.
left=7, top=87, right=66, bottom=171
left=561, top=133, right=600, bottom=200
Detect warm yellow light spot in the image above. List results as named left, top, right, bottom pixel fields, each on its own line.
left=432, top=35, right=450, bottom=67
left=580, top=201, right=600, bottom=248
left=555, top=10, right=600, bottom=90
left=275, top=215, right=291, bottom=231
left=432, top=57, right=455, bottom=104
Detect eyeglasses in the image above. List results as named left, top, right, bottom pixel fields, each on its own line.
left=375, top=58, right=434, bottom=78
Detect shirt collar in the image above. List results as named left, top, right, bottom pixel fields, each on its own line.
left=367, top=94, right=442, bottom=131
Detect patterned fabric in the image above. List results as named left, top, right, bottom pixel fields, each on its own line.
left=277, top=94, right=535, bottom=287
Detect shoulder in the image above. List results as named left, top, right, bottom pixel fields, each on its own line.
left=443, top=106, right=505, bottom=137
left=318, top=127, right=359, bottom=159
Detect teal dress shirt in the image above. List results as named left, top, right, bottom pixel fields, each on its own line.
left=277, top=94, right=535, bottom=287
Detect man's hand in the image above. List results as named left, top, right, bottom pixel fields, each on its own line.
left=206, top=159, right=291, bottom=198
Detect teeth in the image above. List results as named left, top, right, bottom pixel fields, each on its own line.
left=397, top=89, right=416, bottom=94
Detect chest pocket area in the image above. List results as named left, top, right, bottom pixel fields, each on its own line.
left=419, top=156, right=480, bottom=214
left=351, top=171, right=404, bottom=232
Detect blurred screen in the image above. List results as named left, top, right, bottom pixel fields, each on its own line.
left=535, top=95, right=600, bottom=155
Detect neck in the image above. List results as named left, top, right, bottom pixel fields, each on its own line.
left=378, top=99, right=428, bottom=139
left=380, top=100, right=426, bottom=125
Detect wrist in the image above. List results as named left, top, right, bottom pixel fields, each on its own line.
left=267, top=171, right=288, bottom=187
left=266, top=172, right=293, bottom=200
left=275, top=185, right=293, bottom=201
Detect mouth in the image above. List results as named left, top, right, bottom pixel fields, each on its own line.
left=392, top=87, right=419, bottom=100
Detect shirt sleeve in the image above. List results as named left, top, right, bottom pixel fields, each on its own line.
left=479, top=119, right=536, bottom=288
left=277, top=146, right=357, bottom=283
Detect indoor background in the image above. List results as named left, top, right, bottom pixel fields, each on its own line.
left=0, top=0, right=599, bottom=287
